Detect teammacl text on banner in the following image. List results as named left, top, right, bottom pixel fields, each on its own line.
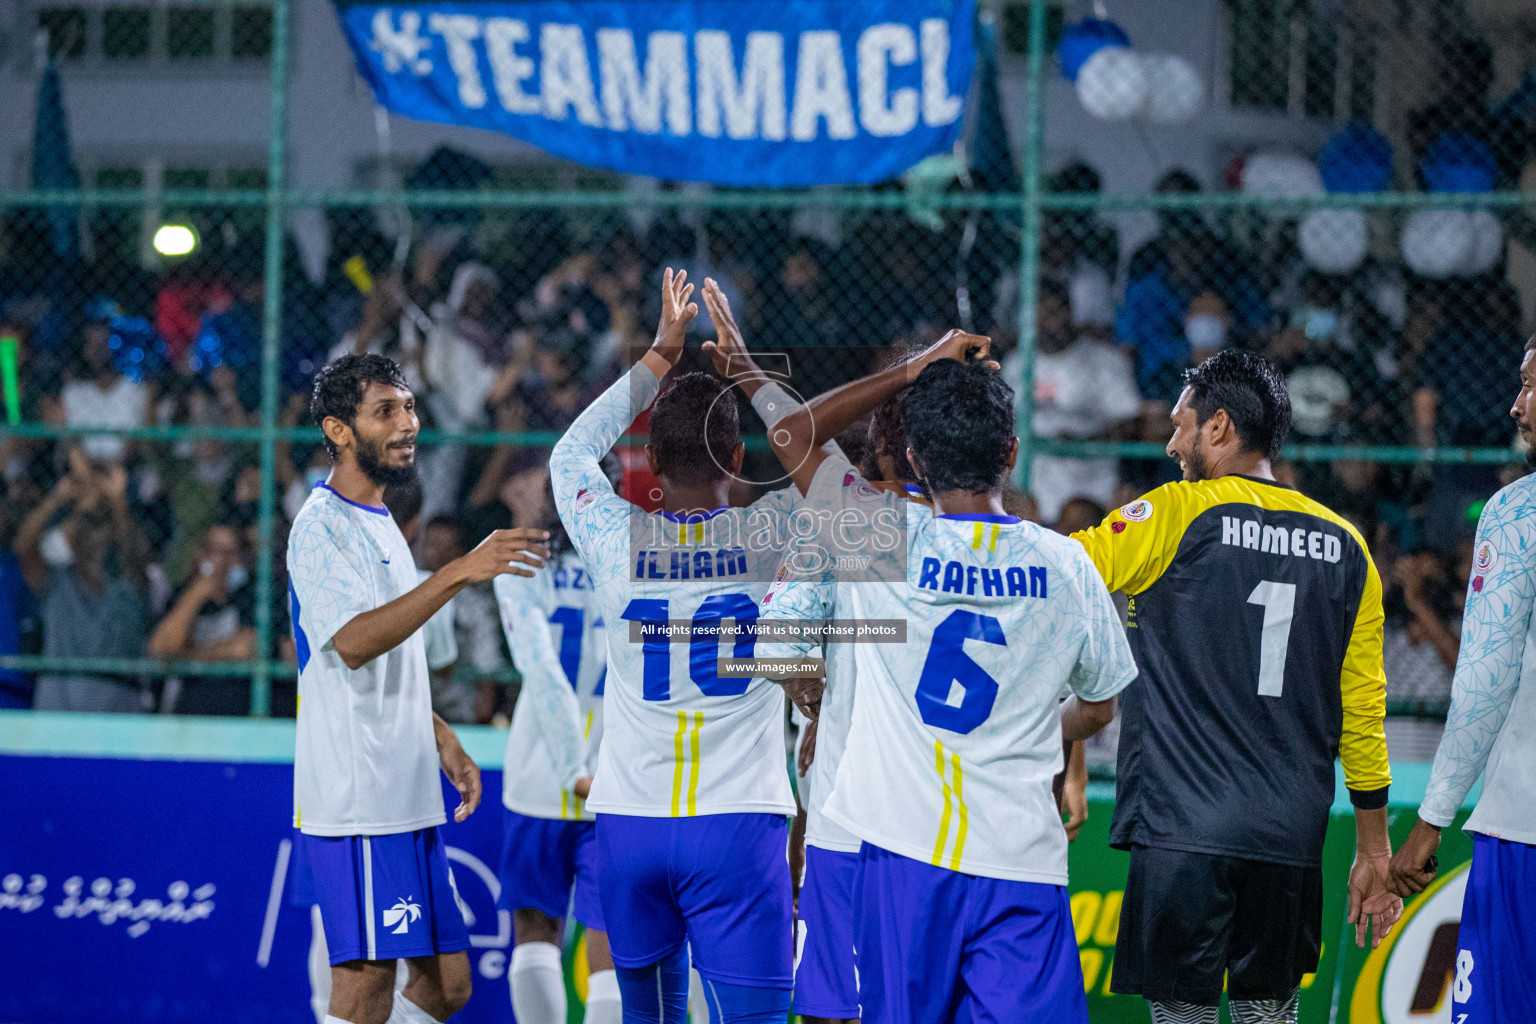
left=334, top=0, right=975, bottom=186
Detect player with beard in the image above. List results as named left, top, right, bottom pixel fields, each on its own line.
left=1387, top=338, right=1536, bottom=1023
left=1070, top=350, right=1400, bottom=1024
left=287, top=354, right=549, bottom=1024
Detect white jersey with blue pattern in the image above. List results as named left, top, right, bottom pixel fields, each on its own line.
left=763, top=452, right=1136, bottom=884
left=550, top=364, right=799, bottom=818
left=287, top=484, right=445, bottom=837
left=760, top=562, right=860, bottom=854
left=495, top=549, right=607, bottom=821
left=419, top=568, right=458, bottom=672
left=1421, top=474, right=1536, bottom=843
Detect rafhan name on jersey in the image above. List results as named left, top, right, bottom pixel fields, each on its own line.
left=1073, top=475, right=1391, bottom=867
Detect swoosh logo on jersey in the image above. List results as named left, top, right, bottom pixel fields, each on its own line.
left=381, top=555, right=391, bottom=564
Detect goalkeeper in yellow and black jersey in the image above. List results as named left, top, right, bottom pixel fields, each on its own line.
left=1071, top=351, right=1401, bottom=1024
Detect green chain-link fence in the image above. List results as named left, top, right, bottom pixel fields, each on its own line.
left=5, top=0, right=1528, bottom=738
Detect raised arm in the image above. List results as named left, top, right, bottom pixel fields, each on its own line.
left=148, top=573, right=224, bottom=659
left=550, top=268, right=694, bottom=573
left=496, top=575, right=588, bottom=793
left=14, top=476, right=76, bottom=595
left=769, top=330, right=993, bottom=495
left=702, top=278, right=849, bottom=466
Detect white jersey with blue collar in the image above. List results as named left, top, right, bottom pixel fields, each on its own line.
left=287, top=483, right=445, bottom=837
left=550, top=364, right=799, bottom=818
left=494, top=549, right=607, bottom=821
left=765, top=451, right=1135, bottom=883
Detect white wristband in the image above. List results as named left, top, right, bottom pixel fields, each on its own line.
left=751, top=382, right=800, bottom=427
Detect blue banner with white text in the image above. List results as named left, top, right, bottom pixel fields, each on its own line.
left=0, top=756, right=519, bottom=1024
left=334, top=0, right=975, bottom=186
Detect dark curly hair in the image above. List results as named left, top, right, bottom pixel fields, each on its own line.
left=905, top=360, right=1016, bottom=495
left=649, top=372, right=739, bottom=486
left=1181, top=350, right=1292, bottom=461
left=310, top=354, right=410, bottom=461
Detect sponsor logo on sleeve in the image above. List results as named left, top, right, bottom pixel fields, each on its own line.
left=1119, top=499, right=1153, bottom=523
left=573, top=488, right=598, bottom=514
left=1472, top=539, right=1498, bottom=592
left=1474, top=540, right=1498, bottom=575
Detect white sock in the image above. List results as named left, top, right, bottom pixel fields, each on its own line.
left=386, top=992, right=440, bottom=1024
left=510, top=941, right=567, bottom=1024
left=310, top=907, right=332, bottom=1024
left=687, top=965, right=709, bottom=1024
left=583, top=969, right=622, bottom=1024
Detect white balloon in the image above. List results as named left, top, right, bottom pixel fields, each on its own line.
left=1299, top=209, right=1368, bottom=275
left=1463, top=210, right=1504, bottom=275
left=1075, top=47, right=1148, bottom=121
left=1140, top=54, right=1204, bottom=125
left=1242, top=152, right=1325, bottom=200
left=1401, top=209, right=1474, bottom=279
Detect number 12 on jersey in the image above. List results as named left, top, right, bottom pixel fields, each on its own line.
left=1247, top=580, right=1296, bottom=697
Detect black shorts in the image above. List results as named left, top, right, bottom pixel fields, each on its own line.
left=1111, top=845, right=1323, bottom=1004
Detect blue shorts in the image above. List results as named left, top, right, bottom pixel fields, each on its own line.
left=595, top=812, right=793, bottom=988
left=299, top=827, right=470, bottom=966
left=794, top=845, right=860, bottom=1019
left=1455, top=834, right=1536, bottom=1023
left=289, top=828, right=316, bottom=907
left=854, top=843, right=1086, bottom=1024
left=496, top=808, right=605, bottom=931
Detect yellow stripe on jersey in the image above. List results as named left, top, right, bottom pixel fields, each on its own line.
left=583, top=710, right=594, bottom=741
left=932, top=741, right=954, bottom=866
left=671, top=713, right=688, bottom=817
left=669, top=712, right=705, bottom=816
left=687, top=712, right=703, bottom=816
left=969, top=522, right=1001, bottom=552
left=561, top=791, right=570, bottom=820
left=948, top=752, right=969, bottom=870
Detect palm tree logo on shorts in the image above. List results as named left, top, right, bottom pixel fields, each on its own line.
left=383, top=897, right=423, bottom=934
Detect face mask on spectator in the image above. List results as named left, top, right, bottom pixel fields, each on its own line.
left=40, top=528, right=73, bottom=568
left=1184, top=314, right=1226, bottom=351
left=200, top=561, right=249, bottom=590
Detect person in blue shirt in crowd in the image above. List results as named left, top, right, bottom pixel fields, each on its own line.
left=1117, top=229, right=1269, bottom=410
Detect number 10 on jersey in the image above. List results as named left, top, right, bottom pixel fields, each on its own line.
left=620, top=595, right=759, bottom=700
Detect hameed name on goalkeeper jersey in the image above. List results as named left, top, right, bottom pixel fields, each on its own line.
left=548, top=363, right=801, bottom=820
left=1073, top=475, right=1391, bottom=867
left=760, top=450, right=1136, bottom=885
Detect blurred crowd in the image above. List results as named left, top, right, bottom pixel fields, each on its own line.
left=0, top=133, right=1527, bottom=754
